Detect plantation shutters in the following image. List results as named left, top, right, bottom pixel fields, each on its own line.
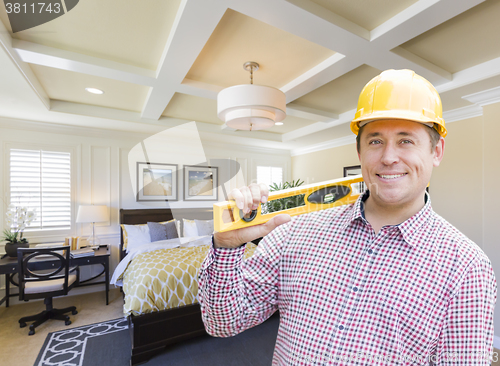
left=9, top=148, right=71, bottom=231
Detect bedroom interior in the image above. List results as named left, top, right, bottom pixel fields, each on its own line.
left=0, top=0, right=500, bottom=365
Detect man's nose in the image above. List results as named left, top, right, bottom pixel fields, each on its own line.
left=380, top=144, right=400, bottom=165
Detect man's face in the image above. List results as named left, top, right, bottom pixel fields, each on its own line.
left=357, top=119, right=445, bottom=210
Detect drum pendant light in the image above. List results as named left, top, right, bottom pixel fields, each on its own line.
left=217, top=62, right=286, bottom=131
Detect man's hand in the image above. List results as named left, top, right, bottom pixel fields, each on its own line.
left=214, top=183, right=291, bottom=248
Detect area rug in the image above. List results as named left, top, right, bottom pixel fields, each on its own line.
left=34, top=314, right=279, bottom=366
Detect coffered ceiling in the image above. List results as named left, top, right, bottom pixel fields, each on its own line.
left=0, top=0, right=499, bottom=153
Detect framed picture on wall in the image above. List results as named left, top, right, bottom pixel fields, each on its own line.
left=343, top=165, right=362, bottom=177
left=183, top=165, right=218, bottom=201
left=137, top=162, right=178, bottom=201
left=343, top=165, right=366, bottom=193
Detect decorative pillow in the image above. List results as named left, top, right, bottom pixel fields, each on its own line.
left=121, top=224, right=151, bottom=252
left=182, top=219, right=198, bottom=237
left=147, top=221, right=179, bottom=242
left=121, top=219, right=180, bottom=250
left=195, top=219, right=214, bottom=236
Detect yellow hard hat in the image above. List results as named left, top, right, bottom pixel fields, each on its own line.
left=351, top=69, right=447, bottom=137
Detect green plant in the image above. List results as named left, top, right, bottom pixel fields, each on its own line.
left=262, top=179, right=305, bottom=214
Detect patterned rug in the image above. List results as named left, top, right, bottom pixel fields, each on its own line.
left=34, top=314, right=279, bottom=366
left=34, top=318, right=129, bottom=366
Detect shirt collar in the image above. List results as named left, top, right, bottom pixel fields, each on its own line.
left=342, top=190, right=433, bottom=248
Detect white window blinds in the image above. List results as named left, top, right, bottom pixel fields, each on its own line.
left=10, top=148, right=71, bottom=231
left=257, top=166, right=283, bottom=188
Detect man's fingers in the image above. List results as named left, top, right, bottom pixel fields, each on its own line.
left=258, top=183, right=269, bottom=203
left=248, top=184, right=263, bottom=210
left=240, top=186, right=252, bottom=213
left=228, top=189, right=244, bottom=210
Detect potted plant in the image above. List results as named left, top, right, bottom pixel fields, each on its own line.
left=2, top=205, right=37, bottom=257
left=261, top=179, right=305, bottom=214
left=251, top=179, right=304, bottom=245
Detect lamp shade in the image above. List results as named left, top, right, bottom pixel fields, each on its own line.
left=217, top=84, right=286, bottom=131
left=76, top=205, right=109, bottom=223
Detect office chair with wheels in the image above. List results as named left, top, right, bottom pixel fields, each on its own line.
left=17, top=246, right=79, bottom=335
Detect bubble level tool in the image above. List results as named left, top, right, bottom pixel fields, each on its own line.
left=214, top=175, right=364, bottom=232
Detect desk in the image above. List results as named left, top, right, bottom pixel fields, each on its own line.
left=0, top=246, right=110, bottom=307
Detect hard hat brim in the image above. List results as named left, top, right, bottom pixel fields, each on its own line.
left=351, top=112, right=447, bottom=138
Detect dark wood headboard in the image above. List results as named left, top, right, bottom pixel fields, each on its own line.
left=119, top=208, right=213, bottom=260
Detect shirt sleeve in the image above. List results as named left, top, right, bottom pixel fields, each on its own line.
left=198, top=224, right=287, bottom=338
left=433, top=254, right=497, bottom=365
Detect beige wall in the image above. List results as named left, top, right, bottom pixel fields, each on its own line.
left=482, top=102, right=500, bottom=333
left=291, top=143, right=359, bottom=183
left=430, top=115, right=483, bottom=244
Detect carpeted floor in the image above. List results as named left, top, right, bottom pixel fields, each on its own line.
left=0, top=289, right=125, bottom=366
left=34, top=313, right=280, bottom=366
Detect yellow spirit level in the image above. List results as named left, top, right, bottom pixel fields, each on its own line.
left=214, top=175, right=364, bottom=232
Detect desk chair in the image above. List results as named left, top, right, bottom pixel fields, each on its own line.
left=17, top=246, right=79, bottom=335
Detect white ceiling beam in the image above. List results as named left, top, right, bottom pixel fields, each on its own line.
left=178, top=79, right=222, bottom=100
left=462, top=86, right=500, bottom=107
left=50, top=100, right=283, bottom=142
left=140, top=0, right=228, bottom=120
left=0, top=19, right=50, bottom=109
left=436, top=57, right=500, bottom=93
left=291, top=134, right=356, bottom=157
left=12, top=39, right=156, bottom=86
left=365, top=47, right=451, bottom=85
left=282, top=108, right=356, bottom=142
left=281, top=0, right=370, bottom=41
left=370, top=0, right=486, bottom=48
left=286, top=103, right=338, bottom=122
left=390, top=47, right=451, bottom=81
left=272, top=0, right=485, bottom=141
left=281, top=54, right=364, bottom=103
left=230, top=0, right=368, bottom=56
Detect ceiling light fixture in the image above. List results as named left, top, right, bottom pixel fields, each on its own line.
left=217, top=62, right=286, bottom=131
left=85, top=87, right=104, bottom=95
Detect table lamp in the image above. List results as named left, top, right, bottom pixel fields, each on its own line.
left=76, top=205, right=109, bottom=248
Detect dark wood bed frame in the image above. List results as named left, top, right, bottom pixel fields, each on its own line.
left=119, top=207, right=213, bottom=366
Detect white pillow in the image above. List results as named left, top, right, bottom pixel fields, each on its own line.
left=123, top=224, right=151, bottom=252
left=195, top=219, right=214, bottom=236
left=182, top=219, right=198, bottom=237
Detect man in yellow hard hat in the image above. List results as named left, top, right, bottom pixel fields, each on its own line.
left=199, top=69, right=496, bottom=365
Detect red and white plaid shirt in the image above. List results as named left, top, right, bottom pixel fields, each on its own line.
left=199, top=192, right=496, bottom=365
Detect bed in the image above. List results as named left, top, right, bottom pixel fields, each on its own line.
left=116, top=208, right=257, bottom=365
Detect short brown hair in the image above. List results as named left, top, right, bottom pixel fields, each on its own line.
left=356, top=122, right=441, bottom=153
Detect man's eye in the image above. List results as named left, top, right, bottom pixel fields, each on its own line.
left=369, top=140, right=381, bottom=145
left=401, top=139, right=413, bottom=144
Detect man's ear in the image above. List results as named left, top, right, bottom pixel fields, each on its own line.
left=433, top=137, right=445, bottom=167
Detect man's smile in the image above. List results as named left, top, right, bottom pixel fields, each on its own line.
left=376, top=173, right=408, bottom=179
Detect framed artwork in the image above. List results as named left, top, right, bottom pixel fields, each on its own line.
left=343, top=165, right=366, bottom=193
left=183, top=165, right=218, bottom=201
left=343, top=165, right=362, bottom=177
left=137, top=162, right=178, bottom=201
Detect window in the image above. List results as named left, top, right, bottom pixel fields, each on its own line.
left=257, top=165, right=283, bottom=188
left=9, top=148, right=71, bottom=231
